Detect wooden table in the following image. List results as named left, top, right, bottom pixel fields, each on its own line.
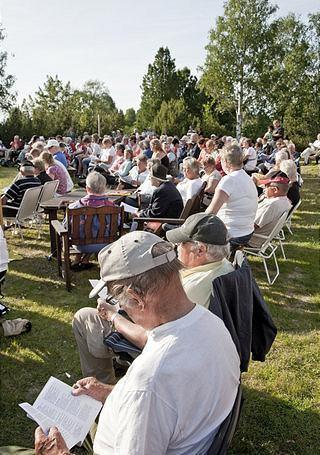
left=41, top=189, right=135, bottom=256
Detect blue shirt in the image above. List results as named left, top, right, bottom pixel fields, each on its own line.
left=54, top=151, right=68, bottom=168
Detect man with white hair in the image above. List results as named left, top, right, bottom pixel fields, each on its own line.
left=1, top=161, right=41, bottom=217
left=35, top=229, right=239, bottom=455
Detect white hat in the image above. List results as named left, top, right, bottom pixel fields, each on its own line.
left=89, top=231, right=176, bottom=299
left=46, top=139, right=59, bottom=148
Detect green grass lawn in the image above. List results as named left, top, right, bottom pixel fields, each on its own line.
left=0, top=165, right=319, bottom=454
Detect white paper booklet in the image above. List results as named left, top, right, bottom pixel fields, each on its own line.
left=19, top=376, right=102, bottom=449
left=120, top=201, right=137, bottom=214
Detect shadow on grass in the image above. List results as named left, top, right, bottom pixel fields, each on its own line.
left=0, top=309, right=82, bottom=447
left=230, top=385, right=320, bottom=455
left=5, top=256, right=100, bottom=303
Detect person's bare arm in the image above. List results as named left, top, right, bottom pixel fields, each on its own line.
left=205, top=188, right=229, bottom=214
left=205, top=178, right=219, bottom=194
left=97, top=300, right=147, bottom=349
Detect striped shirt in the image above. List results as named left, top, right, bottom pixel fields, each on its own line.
left=5, top=176, right=41, bottom=208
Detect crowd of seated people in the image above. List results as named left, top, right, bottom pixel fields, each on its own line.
left=1, top=120, right=311, bottom=455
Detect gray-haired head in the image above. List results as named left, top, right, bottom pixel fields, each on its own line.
left=86, top=171, right=107, bottom=194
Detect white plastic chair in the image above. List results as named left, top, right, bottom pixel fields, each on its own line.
left=243, top=212, right=288, bottom=285
left=34, top=180, right=60, bottom=237
left=3, top=186, right=43, bottom=240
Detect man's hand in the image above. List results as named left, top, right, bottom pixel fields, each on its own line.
left=72, top=377, right=114, bottom=403
left=35, top=426, right=69, bottom=455
left=97, top=299, right=117, bottom=322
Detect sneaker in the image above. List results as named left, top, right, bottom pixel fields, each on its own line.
left=2, top=318, right=32, bottom=336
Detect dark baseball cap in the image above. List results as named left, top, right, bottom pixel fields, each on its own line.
left=166, top=213, right=228, bottom=245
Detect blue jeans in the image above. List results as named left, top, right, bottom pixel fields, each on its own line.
left=229, top=232, right=253, bottom=251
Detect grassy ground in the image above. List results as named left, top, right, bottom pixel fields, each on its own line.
left=0, top=165, right=319, bottom=453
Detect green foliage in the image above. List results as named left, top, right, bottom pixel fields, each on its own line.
left=136, top=47, right=181, bottom=128
left=201, top=0, right=277, bottom=122
left=136, top=47, right=205, bottom=133
left=153, top=99, right=191, bottom=136
left=124, top=108, right=136, bottom=130
left=0, top=25, right=16, bottom=112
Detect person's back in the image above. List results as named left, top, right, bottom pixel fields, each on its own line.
left=94, top=305, right=239, bottom=455
left=54, top=150, right=68, bottom=168
left=217, top=169, right=257, bottom=238
left=140, top=181, right=183, bottom=218
left=2, top=161, right=41, bottom=216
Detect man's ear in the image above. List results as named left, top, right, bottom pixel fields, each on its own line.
left=126, top=287, right=145, bottom=310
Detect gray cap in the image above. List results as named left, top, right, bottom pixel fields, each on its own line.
left=89, top=231, right=176, bottom=298
left=166, top=213, right=228, bottom=245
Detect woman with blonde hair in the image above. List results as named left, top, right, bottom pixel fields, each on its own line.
left=40, top=151, right=68, bottom=194
left=151, top=138, right=169, bottom=169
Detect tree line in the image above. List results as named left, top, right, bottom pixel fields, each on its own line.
left=0, top=0, right=319, bottom=150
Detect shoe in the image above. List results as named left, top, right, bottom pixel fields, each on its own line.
left=2, top=318, right=32, bottom=336
left=71, top=263, right=94, bottom=272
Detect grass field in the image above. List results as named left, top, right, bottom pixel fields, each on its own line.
left=0, top=165, right=319, bottom=454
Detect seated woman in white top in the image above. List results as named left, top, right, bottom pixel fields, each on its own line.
left=205, top=144, right=258, bottom=248
left=176, top=157, right=203, bottom=205
left=242, top=138, right=257, bottom=173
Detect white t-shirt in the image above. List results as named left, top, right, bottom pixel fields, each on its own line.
left=217, top=169, right=258, bottom=238
left=122, top=166, right=149, bottom=185
left=249, top=196, right=292, bottom=248
left=93, top=305, right=240, bottom=455
left=176, top=177, right=203, bottom=205
left=100, top=146, right=116, bottom=167
left=243, top=147, right=257, bottom=171
left=138, top=176, right=156, bottom=196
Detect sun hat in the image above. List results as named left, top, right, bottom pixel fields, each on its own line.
left=166, top=213, right=228, bottom=245
left=89, top=231, right=176, bottom=298
left=150, top=162, right=168, bottom=182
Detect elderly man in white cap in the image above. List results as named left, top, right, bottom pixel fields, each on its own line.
left=34, top=230, right=239, bottom=455
left=72, top=214, right=234, bottom=382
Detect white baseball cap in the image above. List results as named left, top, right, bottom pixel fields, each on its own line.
left=89, top=231, right=176, bottom=299
left=46, top=139, right=60, bottom=148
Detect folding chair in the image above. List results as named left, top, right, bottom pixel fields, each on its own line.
left=285, top=199, right=302, bottom=235
left=2, top=186, right=43, bottom=240
left=243, top=212, right=288, bottom=285
left=207, top=384, right=243, bottom=455
left=51, top=205, right=124, bottom=291
left=33, top=180, right=60, bottom=236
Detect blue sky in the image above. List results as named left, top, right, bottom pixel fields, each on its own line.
left=0, top=0, right=318, bottom=111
